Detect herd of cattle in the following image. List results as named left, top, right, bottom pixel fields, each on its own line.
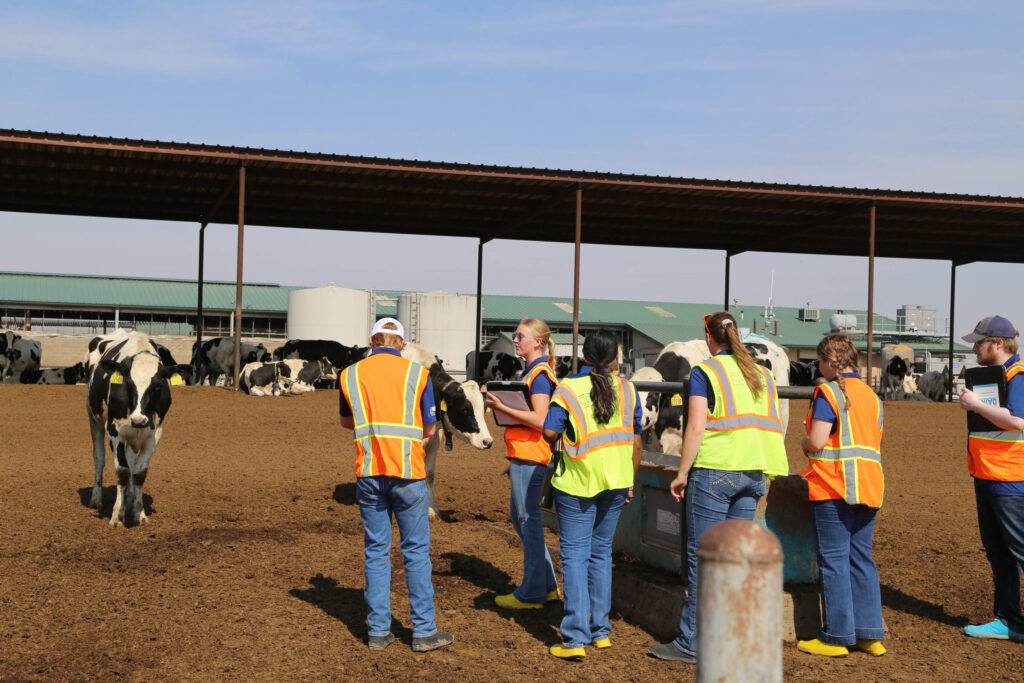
left=1, top=327, right=958, bottom=527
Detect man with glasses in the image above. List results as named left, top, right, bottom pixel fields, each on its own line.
left=958, top=315, right=1024, bottom=643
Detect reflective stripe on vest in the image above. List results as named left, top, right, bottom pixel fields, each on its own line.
left=804, top=379, right=884, bottom=507
left=504, top=361, right=558, bottom=465
left=553, top=374, right=635, bottom=459
left=701, top=358, right=784, bottom=434
left=342, top=354, right=427, bottom=479
left=967, top=360, right=1024, bottom=481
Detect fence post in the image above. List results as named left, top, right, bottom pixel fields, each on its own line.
left=697, top=519, right=783, bottom=683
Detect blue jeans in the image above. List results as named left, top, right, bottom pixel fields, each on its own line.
left=554, top=487, right=628, bottom=647
left=674, top=468, right=767, bottom=655
left=975, top=479, right=1024, bottom=632
left=811, top=499, right=884, bottom=645
left=357, top=476, right=437, bottom=638
left=509, top=459, right=558, bottom=603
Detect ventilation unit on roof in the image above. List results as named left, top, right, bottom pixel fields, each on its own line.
left=798, top=308, right=819, bottom=322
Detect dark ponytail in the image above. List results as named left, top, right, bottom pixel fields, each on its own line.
left=583, top=329, right=619, bottom=424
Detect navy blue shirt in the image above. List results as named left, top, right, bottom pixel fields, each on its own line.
left=338, top=347, right=437, bottom=426
left=521, top=356, right=556, bottom=397
left=543, top=366, right=643, bottom=435
left=688, top=349, right=733, bottom=414
left=810, top=372, right=861, bottom=435
left=977, top=353, right=1024, bottom=495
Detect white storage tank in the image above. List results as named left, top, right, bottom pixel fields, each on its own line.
left=287, top=285, right=371, bottom=345
left=829, top=313, right=859, bottom=332
left=398, top=291, right=476, bottom=375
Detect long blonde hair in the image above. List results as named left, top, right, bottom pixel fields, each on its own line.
left=817, top=334, right=859, bottom=409
left=519, top=318, right=555, bottom=367
left=704, top=311, right=763, bottom=398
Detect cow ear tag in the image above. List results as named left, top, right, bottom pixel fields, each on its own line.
left=170, top=373, right=184, bottom=386
left=440, top=399, right=447, bottom=411
left=670, top=394, right=683, bottom=406
left=110, top=371, right=123, bottom=385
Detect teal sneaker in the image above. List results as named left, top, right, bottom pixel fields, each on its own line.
left=964, top=620, right=1009, bottom=640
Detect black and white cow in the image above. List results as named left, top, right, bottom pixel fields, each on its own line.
left=465, top=350, right=525, bottom=384
left=917, top=367, right=950, bottom=402
left=3, top=338, right=41, bottom=381
left=629, top=366, right=664, bottom=441
left=240, top=357, right=337, bottom=396
left=0, top=330, right=21, bottom=378
left=882, top=356, right=910, bottom=400
left=16, top=362, right=86, bottom=385
left=273, top=339, right=367, bottom=369
left=647, top=336, right=791, bottom=455
left=554, top=355, right=585, bottom=380
left=192, top=337, right=271, bottom=386
left=402, top=342, right=493, bottom=519
left=86, top=330, right=192, bottom=527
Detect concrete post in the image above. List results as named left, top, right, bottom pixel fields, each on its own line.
left=696, top=519, right=783, bottom=683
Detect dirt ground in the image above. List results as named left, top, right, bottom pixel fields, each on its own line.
left=1, top=386, right=1022, bottom=681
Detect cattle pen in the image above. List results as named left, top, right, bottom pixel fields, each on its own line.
left=1, top=383, right=1019, bottom=681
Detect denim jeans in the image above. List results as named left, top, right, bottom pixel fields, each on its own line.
left=811, top=499, right=884, bottom=645
left=554, top=487, right=628, bottom=647
left=357, top=476, right=437, bottom=638
left=674, top=468, right=767, bottom=656
left=975, top=479, right=1024, bottom=632
left=509, top=459, right=558, bottom=603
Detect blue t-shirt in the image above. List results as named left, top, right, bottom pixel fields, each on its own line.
left=543, top=366, right=643, bottom=436
left=809, top=372, right=861, bottom=435
left=688, top=349, right=734, bottom=414
left=521, top=356, right=556, bottom=397
left=977, top=354, right=1024, bottom=495
left=338, top=347, right=436, bottom=426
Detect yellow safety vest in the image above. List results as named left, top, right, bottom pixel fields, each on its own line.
left=694, top=355, right=788, bottom=476
left=549, top=372, right=637, bottom=497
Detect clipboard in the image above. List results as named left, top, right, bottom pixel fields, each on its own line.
left=965, top=365, right=1007, bottom=432
left=485, top=380, right=532, bottom=427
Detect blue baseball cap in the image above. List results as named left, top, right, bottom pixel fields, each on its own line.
left=962, top=315, right=1017, bottom=343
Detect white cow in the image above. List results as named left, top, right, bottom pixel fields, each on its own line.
left=402, top=342, right=494, bottom=519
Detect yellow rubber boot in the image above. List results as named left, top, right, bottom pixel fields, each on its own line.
left=545, top=590, right=561, bottom=603
left=592, top=638, right=611, bottom=649
left=494, top=593, right=542, bottom=609
left=549, top=644, right=586, bottom=659
left=853, top=639, right=886, bottom=656
left=797, top=638, right=849, bottom=657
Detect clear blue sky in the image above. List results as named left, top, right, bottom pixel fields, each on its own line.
left=2, top=1, right=1022, bottom=339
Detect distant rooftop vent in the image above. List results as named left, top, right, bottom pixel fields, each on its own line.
left=798, top=308, right=819, bottom=322
left=553, top=302, right=576, bottom=314
left=645, top=306, right=676, bottom=318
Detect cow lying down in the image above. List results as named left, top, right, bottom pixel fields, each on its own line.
left=239, top=358, right=337, bottom=396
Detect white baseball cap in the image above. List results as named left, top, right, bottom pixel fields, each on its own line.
left=371, top=317, right=404, bottom=339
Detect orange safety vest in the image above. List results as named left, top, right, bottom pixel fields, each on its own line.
left=802, top=378, right=884, bottom=508
left=968, top=360, right=1024, bottom=481
left=504, top=361, right=558, bottom=465
left=340, top=351, right=430, bottom=480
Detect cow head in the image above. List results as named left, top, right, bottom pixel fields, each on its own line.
left=439, top=379, right=493, bottom=449
left=630, top=366, right=663, bottom=433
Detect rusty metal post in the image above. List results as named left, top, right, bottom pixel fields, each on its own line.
left=724, top=251, right=731, bottom=311
left=949, top=261, right=957, bottom=401
left=866, top=203, right=876, bottom=388
left=696, top=519, right=783, bottom=683
left=571, top=186, right=582, bottom=373
left=232, top=163, right=246, bottom=389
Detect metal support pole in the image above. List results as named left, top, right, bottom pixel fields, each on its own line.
left=866, top=203, right=876, bottom=388
left=474, top=238, right=487, bottom=382
left=949, top=261, right=957, bottom=402
left=196, top=224, right=206, bottom=375
left=696, top=520, right=783, bottom=682
left=232, top=164, right=246, bottom=389
left=571, top=187, right=582, bottom=373
left=724, top=251, right=731, bottom=311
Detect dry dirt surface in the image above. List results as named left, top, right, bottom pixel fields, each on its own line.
left=1, top=386, right=1022, bottom=681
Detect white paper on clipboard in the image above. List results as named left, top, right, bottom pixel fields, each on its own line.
left=486, top=381, right=532, bottom=427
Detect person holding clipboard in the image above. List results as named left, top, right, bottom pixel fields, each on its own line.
left=485, top=318, right=560, bottom=610
left=958, top=315, right=1024, bottom=642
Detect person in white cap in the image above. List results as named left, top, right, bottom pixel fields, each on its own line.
left=958, top=315, right=1024, bottom=643
left=338, top=317, right=453, bottom=652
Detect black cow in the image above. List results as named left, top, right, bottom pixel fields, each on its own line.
left=466, top=350, right=525, bottom=383
left=402, top=342, right=493, bottom=519
left=17, top=362, right=86, bottom=385
left=789, top=360, right=823, bottom=387
left=86, top=330, right=192, bottom=527
left=882, top=356, right=910, bottom=400
left=191, top=337, right=270, bottom=386
left=273, top=339, right=367, bottom=368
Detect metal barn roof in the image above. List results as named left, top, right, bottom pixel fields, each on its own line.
left=2, top=129, right=1024, bottom=264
